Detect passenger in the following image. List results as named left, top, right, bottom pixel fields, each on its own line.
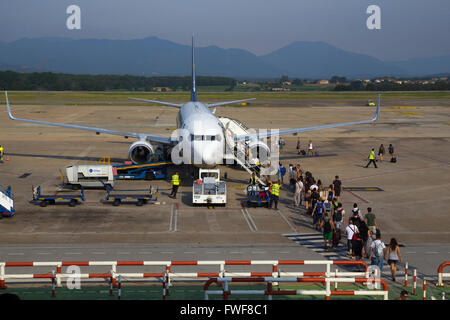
left=304, top=189, right=312, bottom=213
left=364, top=207, right=378, bottom=233
left=369, top=230, right=386, bottom=272
left=378, top=144, right=385, bottom=162
left=327, top=185, right=334, bottom=203
left=388, top=144, right=395, bottom=161
left=0, top=145, right=3, bottom=161
left=312, top=197, right=325, bottom=230
left=320, top=212, right=335, bottom=251
left=332, top=176, right=342, bottom=201
left=296, top=138, right=301, bottom=155
left=358, top=220, right=369, bottom=258
left=397, top=290, right=408, bottom=300
left=307, top=140, right=314, bottom=157
left=351, top=209, right=362, bottom=227
left=332, top=202, right=345, bottom=243
left=385, top=238, right=402, bottom=282
left=294, top=177, right=303, bottom=207
left=351, top=226, right=363, bottom=260
left=345, top=219, right=359, bottom=256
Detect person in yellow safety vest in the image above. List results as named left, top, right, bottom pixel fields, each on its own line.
left=269, top=180, right=280, bottom=210
left=365, top=148, right=378, bottom=168
left=249, top=172, right=257, bottom=185
left=0, top=145, right=3, bottom=161
left=169, top=171, right=180, bottom=199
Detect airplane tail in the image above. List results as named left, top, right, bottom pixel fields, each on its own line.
left=191, top=35, right=197, bottom=102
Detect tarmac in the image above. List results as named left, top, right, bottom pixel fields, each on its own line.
left=0, top=94, right=449, bottom=290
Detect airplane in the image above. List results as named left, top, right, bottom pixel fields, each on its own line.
left=5, top=36, right=380, bottom=171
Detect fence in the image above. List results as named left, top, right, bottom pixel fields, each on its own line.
left=437, top=261, right=450, bottom=287
left=203, top=276, right=389, bottom=300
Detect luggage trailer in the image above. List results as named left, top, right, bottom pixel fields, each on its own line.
left=0, top=185, right=14, bottom=217
left=105, top=185, right=158, bottom=206
left=32, top=186, right=85, bottom=207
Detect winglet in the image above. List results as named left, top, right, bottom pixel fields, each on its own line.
left=5, top=91, right=16, bottom=120
left=373, top=94, right=381, bottom=121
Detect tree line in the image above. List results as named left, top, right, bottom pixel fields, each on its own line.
left=335, top=80, right=450, bottom=91
left=0, top=71, right=237, bottom=91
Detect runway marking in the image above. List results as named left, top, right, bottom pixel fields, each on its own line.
left=277, top=210, right=298, bottom=232
left=240, top=204, right=258, bottom=232
left=345, top=190, right=370, bottom=204
left=169, top=204, right=178, bottom=232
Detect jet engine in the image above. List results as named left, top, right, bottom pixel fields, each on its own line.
left=128, top=141, right=155, bottom=164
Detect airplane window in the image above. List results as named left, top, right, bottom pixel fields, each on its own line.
left=211, top=136, right=215, bottom=141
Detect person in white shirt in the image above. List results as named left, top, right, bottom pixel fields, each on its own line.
left=294, top=178, right=303, bottom=207
left=307, top=140, right=314, bottom=157
left=345, top=219, right=359, bottom=255
left=369, top=230, right=386, bottom=272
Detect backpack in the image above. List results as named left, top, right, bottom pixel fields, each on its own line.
left=301, top=150, right=306, bottom=155
left=374, top=241, right=384, bottom=257
left=327, top=191, right=333, bottom=202
left=350, top=226, right=361, bottom=242
left=334, top=208, right=343, bottom=222
left=280, top=167, right=286, bottom=176
left=316, top=202, right=324, bottom=215
left=323, top=218, right=332, bottom=233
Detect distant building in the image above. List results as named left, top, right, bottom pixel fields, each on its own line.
left=153, top=87, right=172, bottom=92
left=317, top=80, right=329, bottom=85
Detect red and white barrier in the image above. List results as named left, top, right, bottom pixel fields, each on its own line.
left=423, top=279, right=427, bottom=300
left=437, top=261, right=450, bottom=286
left=0, top=259, right=369, bottom=290
left=413, top=269, right=417, bottom=295
left=404, top=262, right=408, bottom=288
left=204, top=276, right=389, bottom=300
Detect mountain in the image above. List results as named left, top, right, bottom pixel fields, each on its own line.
left=390, top=55, right=450, bottom=77
left=259, top=41, right=406, bottom=78
left=0, top=36, right=448, bottom=78
left=0, top=37, right=278, bottom=78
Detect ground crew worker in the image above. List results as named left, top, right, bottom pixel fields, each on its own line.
left=365, top=148, right=377, bottom=168
left=269, top=180, right=280, bottom=210
left=249, top=172, right=257, bottom=185
left=0, top=145, right=3, bottom=161
left=169, top=171, right=180, bottom=199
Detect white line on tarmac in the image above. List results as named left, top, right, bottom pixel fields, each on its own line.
left=241, top=208, right=257, bottom=232
left=37, top=252, right=51, bottom=255
left=7, top=252, right=24, bottom=255
left=66, top=252, right=81, bottom=255
left=161, top=252, right=174, bottom=254
left=92, top=252, right=106, bottom=255
left=169, top=204, right=174, bottom=232
left=277, top=210, right=297, bottom=232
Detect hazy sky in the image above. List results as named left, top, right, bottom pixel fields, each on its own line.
left=0, top=0, right=449, bottom=61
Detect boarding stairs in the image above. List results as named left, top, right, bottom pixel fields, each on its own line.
left=0, top=185, right=14, bottom=217
left=219, top=117, right=266, bottom=185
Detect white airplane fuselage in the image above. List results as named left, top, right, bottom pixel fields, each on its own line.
left=176, top=101, right=224, bottom=166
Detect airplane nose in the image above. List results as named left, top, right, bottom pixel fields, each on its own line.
left=202, top=145, right=222, bottom=165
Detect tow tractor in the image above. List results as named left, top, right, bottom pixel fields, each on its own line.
left=0, top=185, right=15, bottom=217
left=192, top=169, right=227, bottom=206
left=32, top=185, right=85, bottom=207
left=105, top=185, right=158, bottom=206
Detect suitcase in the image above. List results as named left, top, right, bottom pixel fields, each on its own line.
left=300, top=150, right=306, bottom=156
left=391, top=157, right=397, bottom=163
left=315, top=151, right=320, bottom=157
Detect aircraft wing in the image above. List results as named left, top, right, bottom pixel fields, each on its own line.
left=234, top=94, right=381, bottom=141
left=207, top=98, right=256, bottom=108
left=128, top=97, right=182, bottom=108
left=5, top=91, right=173, bottom=145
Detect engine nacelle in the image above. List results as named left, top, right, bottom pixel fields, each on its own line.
left=247, top=140, right=271, bottom=165
left=128, top=141, right=155, bottom=164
